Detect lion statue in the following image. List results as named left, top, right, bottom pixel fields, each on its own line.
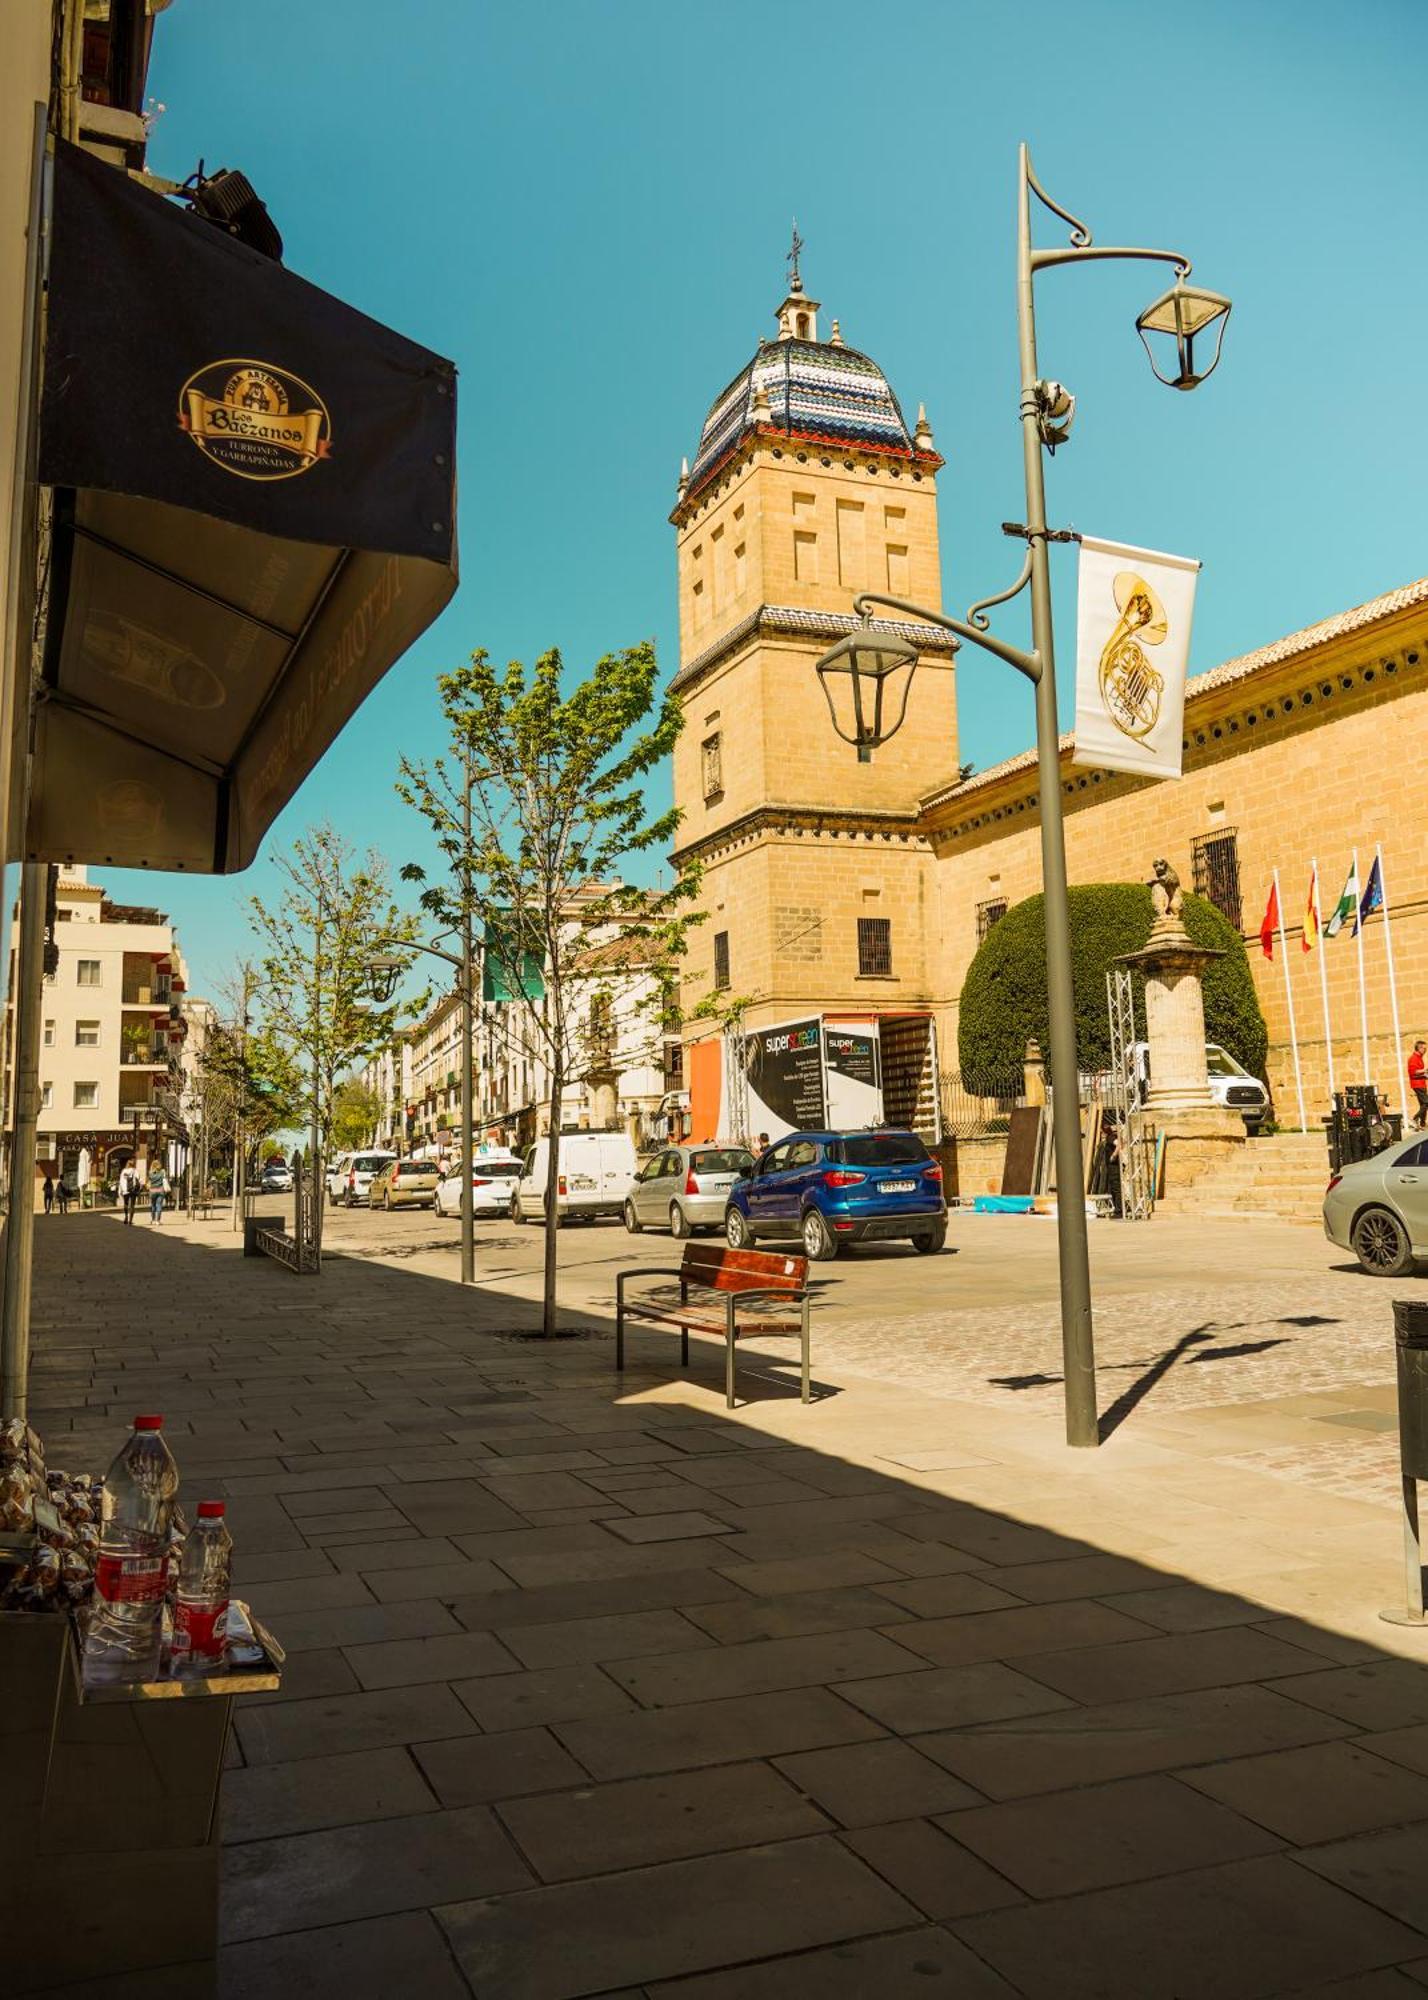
left=1150, top=857, right=1184, bottom=921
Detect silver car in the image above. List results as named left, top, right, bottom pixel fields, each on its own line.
left=623, top=1143, right=755, bottom=1239
left=1323, top=1132, right=1428, bottom=1275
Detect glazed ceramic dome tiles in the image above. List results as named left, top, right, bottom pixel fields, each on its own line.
left=688, top=339, right=914, bottom=495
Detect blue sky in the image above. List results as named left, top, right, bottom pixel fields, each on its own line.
left=123, top=0, right=1426, bottom=1000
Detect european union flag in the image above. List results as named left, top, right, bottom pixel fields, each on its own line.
left=1358, top=854, right=1385, bottom=931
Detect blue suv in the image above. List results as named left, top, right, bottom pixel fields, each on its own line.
left=725, top=1129, right=946, bottom=1261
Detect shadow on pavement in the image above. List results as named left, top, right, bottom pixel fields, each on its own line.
left=18, top=1212, right=1428, bottom=2000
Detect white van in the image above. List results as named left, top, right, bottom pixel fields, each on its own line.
left=511, top=1131, right=637, bottom=1223
left=327, top=1148, right=396, bottom=1207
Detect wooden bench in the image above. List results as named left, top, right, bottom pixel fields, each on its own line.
left=616, top=1242, right=811, bottom=1409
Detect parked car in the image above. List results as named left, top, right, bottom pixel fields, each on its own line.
left=511, top=1130, right=637, bottom=1224
left=1131, top=1041, right=1270, bottom=1129
left=368, top=1158, right=438, bottom=1210
left=259, top=1161, right=293, bottom=1193
left=725, top=1128, right=946, bottom=1261
left=1323, top=1130, right=1428, bottom=1275
left=329, top=1150, right=395, bottom=1207
left=623, top=1143, right=755, bottom=1238
left=435, top=1150, right=523, bottom=1218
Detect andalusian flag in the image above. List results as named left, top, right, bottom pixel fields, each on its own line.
left=1323, top=860, right=1359, bottom=939
left=1303, top=866, right=1320, bottom=953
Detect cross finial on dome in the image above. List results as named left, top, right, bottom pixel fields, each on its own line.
left=787, top=220, right=804, bottom=294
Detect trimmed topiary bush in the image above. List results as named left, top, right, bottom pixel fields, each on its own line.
left=957, top=882, right=1268, bottom=1091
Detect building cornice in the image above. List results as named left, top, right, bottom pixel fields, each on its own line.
left=672, top=603, right=957, bottom=697
left=671, top=426, right=943, bottom=527
left=672, top=799, right=929, bottom=869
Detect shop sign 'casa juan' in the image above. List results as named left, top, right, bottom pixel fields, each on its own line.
left=34, top=139, right=457, bottom=874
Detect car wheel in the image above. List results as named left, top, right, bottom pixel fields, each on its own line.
left=1352, top=1205, right=1415, bottom=1277
left=669, top=1202, right=689, bottom=1240
left=725, top=1206, right=752, bottom=1250
left=623, top=1199, right=642, bottom=1234
left=912, top=1225, right=947, bottom=1255
left=801, top=1209, right=838, bottom=1261
left=384, top=1191, right=392, bottom=1211
left=510, top=1196, right=525, bottom=1225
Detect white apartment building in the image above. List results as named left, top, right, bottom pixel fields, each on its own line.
left=4, top=866, right=203, bottom=1195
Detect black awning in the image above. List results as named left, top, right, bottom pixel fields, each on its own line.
left=35, top=140, right=458, bottom=873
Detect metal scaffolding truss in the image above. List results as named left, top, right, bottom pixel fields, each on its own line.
left=1106, top=968, right=1154, bottom=1220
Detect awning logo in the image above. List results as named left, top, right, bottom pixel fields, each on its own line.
left=178, top=360, right=332, bottom=480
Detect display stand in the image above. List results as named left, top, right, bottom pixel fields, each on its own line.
left=8, top=1613, right=282, bottom=1995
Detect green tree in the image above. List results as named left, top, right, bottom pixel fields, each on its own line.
left=398, top=641, right=698, bottom=1336
left=331, top=1075, right=381, bottom=1151
left=247, top=825, right=411, bottom=1160
left=957, top=883, right=1268, bottom=1090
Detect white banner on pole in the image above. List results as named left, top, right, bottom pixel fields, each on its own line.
left=1072, top=536, right=1200, bottom=780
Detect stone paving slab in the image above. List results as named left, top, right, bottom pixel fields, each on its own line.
left=20, top=1212, right=1428, bottom=1997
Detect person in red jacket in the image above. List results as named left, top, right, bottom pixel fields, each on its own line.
left=1409, top=1040, right=1428, bottom=1130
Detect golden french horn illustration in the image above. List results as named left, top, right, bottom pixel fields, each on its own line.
left=1098, top=570, right=1167, bottom=741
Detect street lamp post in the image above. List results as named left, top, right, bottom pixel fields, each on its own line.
left=367, top=938, right=476, bottom=1286
left=814, top=145, right=1230, bottom=1449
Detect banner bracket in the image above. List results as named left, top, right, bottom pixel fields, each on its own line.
left=1001, top=521, right=1082, bottom=545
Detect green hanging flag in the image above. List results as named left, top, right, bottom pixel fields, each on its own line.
left=1323, top=862, right=1359, bottom=939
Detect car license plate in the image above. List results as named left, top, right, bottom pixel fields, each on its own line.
left=571, top=1175, right=595, bottom=1190
left=706, top=1176, right=735, bottom=1189
left=882, top=1180, right=916, bottom=1193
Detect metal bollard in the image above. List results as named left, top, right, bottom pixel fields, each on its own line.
left=1382, top=1300, right=1428, bottom=1627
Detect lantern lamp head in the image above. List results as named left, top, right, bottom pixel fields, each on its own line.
left=814, top=622, right=921, bottom=758
left=1136, top=276, right=1232, bottom=391
left=363, top=952, right=404, bottom=1005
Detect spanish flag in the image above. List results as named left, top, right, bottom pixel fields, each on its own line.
left=1303, top=865, right=1320, bottom=953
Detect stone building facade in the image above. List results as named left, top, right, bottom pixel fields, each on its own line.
left=672, top=261, right=1428, bottom=1129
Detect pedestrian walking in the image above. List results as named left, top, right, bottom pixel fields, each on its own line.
left=118, top=1162, right=141, bottom=1225
left=147, top=1161, right=170, bottom=1225
left=56, top=1178, right=70, bottom=1215
left=42, top=1173, right=54, bottom=1215
left=1410, top=1039, right=1428, bottom=1131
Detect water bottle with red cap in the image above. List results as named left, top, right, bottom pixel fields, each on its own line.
left=172, top=1502, right=233, bottom=1674
left=83, top=1414, right=179, bottom=1683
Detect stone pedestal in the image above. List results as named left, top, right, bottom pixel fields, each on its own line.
left=586, top=1066, right=619, bottom=1132
left=1118, top=913, right=1243, bottom=1219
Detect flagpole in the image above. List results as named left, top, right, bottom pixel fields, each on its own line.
left=1352, top=847, right=1371, bottom=1080
left=1273, top=867, right=1307, bottom=1132
left=1311, top=857, right=1335, bottom=1106
left=1377, top=843, right=1407, bottom=1119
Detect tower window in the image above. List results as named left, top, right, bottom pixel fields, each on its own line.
left=711, top=524, right=726, bottom=605
left=701, top=734, right=723, bottom=800
left=794, top=531, right=818, bottom=583
left=886, top=543, right=909, bottom=594
left=797, top=313, right=810, bottom=338
left=1192, top=828, right=1242, bottom=931
left=857, top=918, right=892, bottom=977
left=713, top=931, right=730, bottom=991
left=836, top=500, right=866, bottom=589
left=734, top=541, right=746, bottom=595
left=976, top=897, right=1008, bottom=944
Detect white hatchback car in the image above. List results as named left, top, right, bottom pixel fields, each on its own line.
left=435, top=1150, right=523, bottom=1218
left=330, top=1149, right=395, bottom=1207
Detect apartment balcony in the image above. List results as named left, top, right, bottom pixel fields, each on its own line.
left=120, top=1045, right=169, bottom=1069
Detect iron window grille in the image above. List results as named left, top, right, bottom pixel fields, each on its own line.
left=713, top=931, right=730, bottom=991
left=857, top=916, right=893, bottom=977
left=976, top=897, right=1008, bottom=945
left=1192, top=828, right=1242, bottom=931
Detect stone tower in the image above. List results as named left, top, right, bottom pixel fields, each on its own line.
left=670, top=253, right=958, bottom=1062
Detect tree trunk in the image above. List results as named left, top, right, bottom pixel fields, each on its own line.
left=543, top=1061, right=562, bottom=1338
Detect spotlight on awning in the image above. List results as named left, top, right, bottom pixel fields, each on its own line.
left=181, top=163, right=283, bottom=262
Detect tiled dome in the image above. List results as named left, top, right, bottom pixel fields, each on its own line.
left=687, top=336, right=916, bottom=498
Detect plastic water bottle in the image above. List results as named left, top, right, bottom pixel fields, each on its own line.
left=172, top=1502, right=232, bottom=1674
left=83, top=1414, right=179, bottom=1684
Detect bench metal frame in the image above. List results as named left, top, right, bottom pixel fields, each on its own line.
left=616, top=1262, right=811, bottom=1408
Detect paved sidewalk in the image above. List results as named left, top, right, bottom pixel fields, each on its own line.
left=24, top=1211, right=1428, bottom=1998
